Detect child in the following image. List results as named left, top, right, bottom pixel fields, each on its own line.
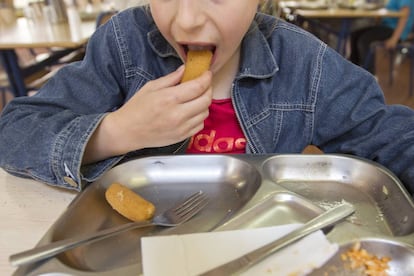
left=0, top=1, right=414, bottom=197
left=350, top=0, right=414, bottom=73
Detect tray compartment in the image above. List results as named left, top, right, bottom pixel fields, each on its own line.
left=49, top=155, right=262, bottom=272
left=309, top=239, right=414, bottom=276
left=261, top=155, right=414, bottom=236
left=218, top=191, right=323, bottom=230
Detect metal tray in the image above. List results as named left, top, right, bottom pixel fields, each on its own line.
left=13, top=154, right=414, bottom=276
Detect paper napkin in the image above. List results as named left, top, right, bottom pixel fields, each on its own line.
left=141, top=224, right=338, bottom=276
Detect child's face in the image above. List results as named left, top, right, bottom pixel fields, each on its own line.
left=150, top=0, right=260, bottom=74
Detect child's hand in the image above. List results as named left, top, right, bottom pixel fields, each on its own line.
left=84, top=66, right=213, bottom=163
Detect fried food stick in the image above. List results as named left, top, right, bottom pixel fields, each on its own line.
left=105, top=182, right=156, bottom=222
left=181, top=50, right=213, bottom=82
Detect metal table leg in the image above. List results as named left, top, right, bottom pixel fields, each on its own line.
left=0, top=49, right=27, bottom=97
left=336, top=19, right=351, bottom=56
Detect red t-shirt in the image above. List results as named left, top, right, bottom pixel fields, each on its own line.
left=186, top=98, right=246, bottom=153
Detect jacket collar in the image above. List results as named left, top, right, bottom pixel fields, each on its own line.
left=147, top=14, right=279, bottom=80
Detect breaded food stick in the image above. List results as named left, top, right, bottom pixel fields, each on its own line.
left=181, top=50, right=213, bottom=82
left=105, top=182, right=156, bottom=222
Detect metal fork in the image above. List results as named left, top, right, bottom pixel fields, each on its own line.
left=10, top=190, right=208, bottom=267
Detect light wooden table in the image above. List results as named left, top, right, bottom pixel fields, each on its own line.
left=294, top=7, right=402, bottom=19
left=279, top=2, right=403, bottom=55
left=0, top=16, right=97, bottom=97
left=0, top=168, right=76, bottom=276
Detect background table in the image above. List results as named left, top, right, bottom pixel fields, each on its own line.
left=279, top=3, right=403, bottom=56
left=0, top=169, right=76, bottom=276
left=0, top=16, right=96, bottom=97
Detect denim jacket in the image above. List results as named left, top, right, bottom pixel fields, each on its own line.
left=1, top=7, right=414, bottom=195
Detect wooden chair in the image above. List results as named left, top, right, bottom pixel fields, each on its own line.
left=364, top=35, right=414, bottom=97
left=0, top=71, right=8, bottom=108
left=0, top=60, right=53, bottom=101
left=95, top=10, right=118, bottom=28
left=20, top=47, right=85, bottom=93
left=258, top=1, right=278, bottom=16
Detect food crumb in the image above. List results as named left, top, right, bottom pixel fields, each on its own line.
left=341, top=242, right=391, bottom=276
left=382, top=185, right=389, bottom=195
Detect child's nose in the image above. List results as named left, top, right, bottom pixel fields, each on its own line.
left=175, top=1, right=206, bottom=31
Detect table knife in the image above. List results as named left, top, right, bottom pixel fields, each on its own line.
left=199, top=202, right=355, bottom=276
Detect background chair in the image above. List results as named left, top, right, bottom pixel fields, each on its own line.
left=95, top=10, right=118, bottom=28
left=364, top=26, right=414, bottom=97
left=0, top=70, right=8, bottom=109
left=258, top=0, right=278, bottom=16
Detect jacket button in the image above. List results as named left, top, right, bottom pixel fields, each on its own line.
left=63, top=176, right=78, bottom=188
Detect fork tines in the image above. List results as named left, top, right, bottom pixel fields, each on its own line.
left=175, top=191, right=209, bottom=220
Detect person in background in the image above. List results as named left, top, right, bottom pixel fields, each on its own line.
left=350, top=0, right=414, bottom=73
left=0, top=1, right=414, bottom=197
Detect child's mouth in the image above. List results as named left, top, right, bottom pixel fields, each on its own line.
left=182, top=44, right=216, bottom=58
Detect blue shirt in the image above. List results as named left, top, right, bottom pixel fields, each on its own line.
left=1, top=7, right=414, bottom=195
left=382, top=0, right=414, bottom=40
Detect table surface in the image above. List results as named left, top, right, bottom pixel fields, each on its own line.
left=0, top=168, right=76, bottom=276
left=278, top=1, right=403, bottom=18
left=0, top=17, right=97, bottom=49
left=294, top=7, right=403, bottom=18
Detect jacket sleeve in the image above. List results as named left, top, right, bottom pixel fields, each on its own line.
left=0, top=21, right=126, bottom=191
left=313, top=47, right=414, bottom=196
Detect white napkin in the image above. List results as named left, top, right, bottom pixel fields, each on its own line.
left=141, top=224, right=338, bottom=276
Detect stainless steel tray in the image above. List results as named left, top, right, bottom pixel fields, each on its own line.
left=13, top=154, right=414, bottom=276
